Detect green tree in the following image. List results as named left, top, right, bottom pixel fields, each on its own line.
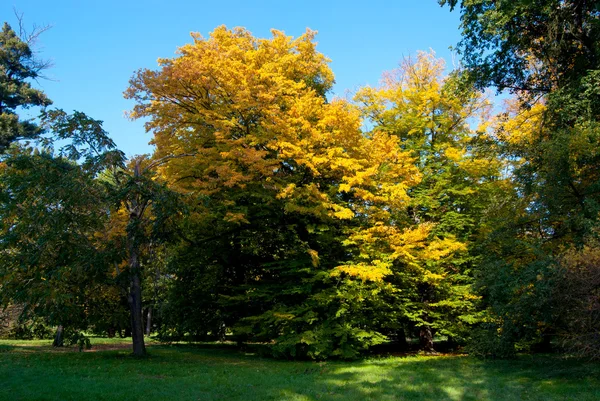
left=0, top=110, right=124, bottom=347
left=355, top=52, right=502, bottom=351
left=439, top=0, right=600, bottom=95
left=441, top=0, right=600, bottom=356
left=0, top=22, right=51, bottom=152
left=126, top=26, right=426, bottom=359
left=110, top=155, right=187, bottom=356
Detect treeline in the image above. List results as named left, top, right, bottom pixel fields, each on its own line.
left=1, top=0, right=599, bottom=359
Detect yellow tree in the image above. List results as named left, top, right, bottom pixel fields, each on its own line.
left=126, top=26, right=437, bottom=358
left=353, top=52, right=502, bottom=351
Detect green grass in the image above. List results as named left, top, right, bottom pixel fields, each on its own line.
left=0, top=338, right=599, bottom=400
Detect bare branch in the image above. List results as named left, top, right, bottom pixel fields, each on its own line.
left=12, top=8, right=54, bottom=80
left=13, top=7, right=52, bottom=46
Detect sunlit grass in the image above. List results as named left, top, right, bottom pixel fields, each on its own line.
left=0, top=338, right=599, bottom=400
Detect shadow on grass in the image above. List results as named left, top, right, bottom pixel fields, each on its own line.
left=135, top=345, right=600, bottom=400
left=1, top=341, right=599, bottom=401
left=0, top=344, right=13, bottom=353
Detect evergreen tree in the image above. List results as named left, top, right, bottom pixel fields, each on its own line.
left=0, top=22, right=51, bottom=152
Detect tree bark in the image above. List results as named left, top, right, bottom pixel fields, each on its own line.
left=127, top=159, right=147, bottom=357
left=145, top=307, right=152, bottom=336
left=52, top=325, right=64, bottom=347
left=419, top=325, right=435, bottom=353
left=128, top=250, right=146, bottom=356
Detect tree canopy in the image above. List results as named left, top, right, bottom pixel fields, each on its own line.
left=0, top=22, right=51, bottom=152
left=2, top=6, right=600, bottom=359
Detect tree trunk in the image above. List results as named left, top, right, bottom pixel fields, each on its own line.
left=446, top=335, right=457, bottom=351
left=52, top=325, right=64, bottom=347
left=396, top=329, right=409, bottom=351
left=128, top=264, right=146, bottom=356
left=145, top=307, right=152, bottom=336
left=127, top=159, right=147, bottom=357
left=419, top=325, right=435, bottom=353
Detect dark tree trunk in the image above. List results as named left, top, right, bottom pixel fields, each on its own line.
left=446, top=335, right=457, bottom=351
left=396, top=329, right=409, bottom=351
left=128, top=261, right=146, bottom=356
left=145, top=307, right=152, bottom=336
left=126, top=160, right=147, bottom=357
left=52, top=325, right=64, bottom=347
left=419, top=326, right=435, bottom=353
left=533, top=332, right=553, bottom=353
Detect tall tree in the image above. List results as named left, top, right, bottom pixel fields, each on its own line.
left=109, top=155, right=186, bottom=356
left=0, top=110, right=124, bottom=344
left=126, top=26, right=433, bottom=358
left=441, top=0, right=600, bottom=356
left=354, top=52, right=501, bottom=351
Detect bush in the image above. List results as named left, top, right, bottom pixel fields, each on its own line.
left=9, top=319, right=53, bottom=340
left=554, top=242, right=600, bottom=359
left=466, top=323, right=517, bottom=359
left=64, top=330, right=92, bottom=352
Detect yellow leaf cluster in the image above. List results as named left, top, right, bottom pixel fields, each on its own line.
left=496, top=100, right=546, bottom=146
left=333, top=260, right=392, bottom=282
left=127, top=26, right=420, bottom=226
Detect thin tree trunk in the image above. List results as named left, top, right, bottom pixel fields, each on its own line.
left=52, top=325, right=64, bottom=347
left=145, top=307, right=152, bottom=336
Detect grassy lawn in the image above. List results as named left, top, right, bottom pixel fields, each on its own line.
left=0, top=338, right=599, bottom=401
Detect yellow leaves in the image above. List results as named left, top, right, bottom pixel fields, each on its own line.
left=128, top=27, right=477, bottom=300
left=127, top=25, right=427, bottom=234
left=333, top=260, right=393, bottom=282
left=458, top=158, right=496, bottom=178
left=277, top=183, right=296, bottom=199
left=342, top=217, right=466, bottom=286
left=423, top=271, right=446, bottom=283
left=336, top=131, right=419, bottom=209
left=497, top=100, right=546, bottom=146
left=272, top=312, right=295, bottom=320
left=444, top=147, right=464, bottom=162
left=462, top=293, right=482, bottom=301
left=389, top=224, right=432, bottom=261
left=424, top=237, right=467, bottom=261
left=308, top=249, right=320, bottom=267
left=332, top=206, right=354, bottom=220
left=223, top=212, right=249, bottom=224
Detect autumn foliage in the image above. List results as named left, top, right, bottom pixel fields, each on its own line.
left=2, top=6, right=600, bottom=360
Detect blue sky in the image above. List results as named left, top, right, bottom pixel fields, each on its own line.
left=2, top=1, right=462, bottom=157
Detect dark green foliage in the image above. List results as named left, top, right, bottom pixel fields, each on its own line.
left=0, top=22, right=51, bottom=152
left=0, top=150, right=112, bottom=330
left=8, top=318, right=53, bottom=340
left=441, top=1, right=600, bottom=241
left=439, top=0, right=600, bottom=95
left=0, top=110, right=126, bottom=337
left=552, top=240, right=600, bottom=359
left=442, top=0, right=600, bottom=358
left=160, top=196, right=385, bottom=359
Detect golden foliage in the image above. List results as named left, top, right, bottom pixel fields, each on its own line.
left=126, top=26, right=419, bottom=225
left=496, top=100, right=546, bottom=146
